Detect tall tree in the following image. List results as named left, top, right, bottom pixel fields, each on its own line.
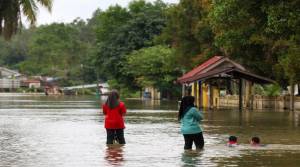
left=159, top=0, right=217, bottom=70
left=0, top=0, right=52, bottom=39
left=124, top=45, right=181, bottom=98
left=0, top=28, right=32, bottom=66
left=93, top=0, right=168, bottom=89
left=18, top=23, right=89, bottom=86
left=209, top=0, right=300, bottom=84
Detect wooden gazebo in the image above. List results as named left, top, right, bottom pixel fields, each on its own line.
left=177, top=56, right=274, bottom=110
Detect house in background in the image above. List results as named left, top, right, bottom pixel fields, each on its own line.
left=0, top=67, right=22, bottom=91
left=143, top=87, right=161, bottom=100
left=21, top=79, right=41, bottom=89
left=0, top=67, right=21, bottom=78
left=40, top=77, right=62, bottom=95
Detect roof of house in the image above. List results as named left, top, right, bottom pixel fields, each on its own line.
left=22, top=80, right=40, bottom=83
left=178, top=56, right=223, bottom=82
left=0, top=67, right=21, bottom=77
left=185, top=67, right=274, bottom=84
left=177, top=56, right=274, bottom=84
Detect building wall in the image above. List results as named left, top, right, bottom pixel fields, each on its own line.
left=29, top=83, right=41, bottom=88
left=0, top=79, right=20, bottom=89
left=151, top=88, right=161, bottom=100
left=0, top=68, right=20, bottom=78
left=144, top=87, right=160, bottom=100
left=219, top=95, right=300, bottom=110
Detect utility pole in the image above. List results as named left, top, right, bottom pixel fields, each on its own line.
left=81, top=64, right=84, bottom=95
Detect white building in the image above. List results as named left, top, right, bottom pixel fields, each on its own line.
left=21, top=80, right=41, bottom=88
left=0, top=67, right=21, bottom=89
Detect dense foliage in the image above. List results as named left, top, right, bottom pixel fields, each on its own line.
left=160, top=0, right=300, bottom=88
left=93, top=0, right=168, bottom=90
left=124, top=45, right=181, bottom=98
left=0, top=0, right=299, bottom=98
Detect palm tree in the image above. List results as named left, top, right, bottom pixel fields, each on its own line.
left=0, top=0, right=52, bottom=40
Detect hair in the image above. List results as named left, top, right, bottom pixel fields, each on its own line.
left=251, top=137, right=260, bottom=144
left=106, top=90, right=120, bottom=109
left=229, top=136, right=237, bottom=142
left=178, top=96, right=195, bottom=120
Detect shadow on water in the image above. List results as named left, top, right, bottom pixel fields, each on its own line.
left=104, top=145, right=125, bottom=166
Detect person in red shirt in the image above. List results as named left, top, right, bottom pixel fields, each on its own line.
left=102, top=90, right=127, bottom=144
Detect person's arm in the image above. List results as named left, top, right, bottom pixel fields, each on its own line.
left=120, top=102, right=127, bottom=115
left=192, top=108, right=203, bottom=121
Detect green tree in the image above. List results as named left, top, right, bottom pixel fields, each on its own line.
left=124, top=45, right=181, bottom=98
left=0, top=28, right=32, bottom=66
left=93, top=0, right=168, bottom=89
left=208, top=0, right=300, bottom=85
left=159, top=0, right=217, bottom=70
left=0, top=37, right=10, bottom=65
left=280, top=45, right=300, bottom=84
left=0, top=0, right=52, bottom=39
left=18, top=23, right=89, bottom=86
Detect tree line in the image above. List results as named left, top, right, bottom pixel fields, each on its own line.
left=0, top=0, right=299, bottom=98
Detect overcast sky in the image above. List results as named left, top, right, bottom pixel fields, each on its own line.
left=34, top=0, right=179, bottom=25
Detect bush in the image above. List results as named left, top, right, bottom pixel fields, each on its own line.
left=253, top=84, right=281, bottom=96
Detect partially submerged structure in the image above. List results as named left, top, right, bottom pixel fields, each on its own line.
left=0, top=67, right=22, bottom=90
left=177, top=56, right=274, bottom=110
left=21, top=79, right=41, bottom=89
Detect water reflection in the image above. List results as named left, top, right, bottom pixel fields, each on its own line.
left=294, top=111, right=299, bottom=127
left=104, top=145, right=124, bottom=166
left=181, top=150, right=203, bottom=167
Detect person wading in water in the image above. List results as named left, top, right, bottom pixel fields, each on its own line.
left=178, top=96, right=204, bottom=150
left=102, top=90, right=127, bottom=145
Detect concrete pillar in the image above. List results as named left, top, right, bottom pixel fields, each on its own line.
left=182, top=84, right=185, bottom=97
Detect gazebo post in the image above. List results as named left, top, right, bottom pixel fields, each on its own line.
left=239, top=78, right=243, bottom=111
left=198, top=80, right=202, bottom=108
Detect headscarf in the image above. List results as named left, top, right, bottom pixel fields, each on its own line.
left=178, top=96, right=195, bottom=121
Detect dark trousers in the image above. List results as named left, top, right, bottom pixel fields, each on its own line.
left=183, top=132, right=204, bottom=150
left=106, top=129, right=126, bottom=144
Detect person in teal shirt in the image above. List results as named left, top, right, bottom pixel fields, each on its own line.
left=178, top=96, right=204, bottom=150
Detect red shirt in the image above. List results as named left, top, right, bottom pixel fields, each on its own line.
left=102, top=101, right=126, bottom=129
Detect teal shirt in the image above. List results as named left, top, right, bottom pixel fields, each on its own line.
left=180, top=107, right=203, bottom=134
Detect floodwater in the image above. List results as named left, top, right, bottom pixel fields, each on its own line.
left=0, top=95, right=300, bottom=167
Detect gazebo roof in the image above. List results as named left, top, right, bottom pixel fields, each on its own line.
left=178, top=56, right=274, bottom=84
left=178, top=56, right=223, bottom=82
